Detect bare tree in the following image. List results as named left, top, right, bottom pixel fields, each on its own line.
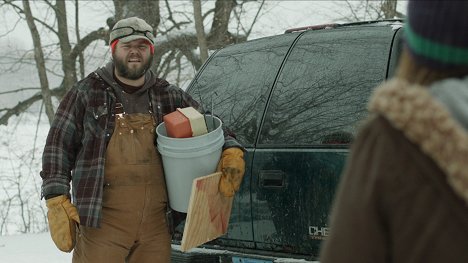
left=0, top=144, right=47, bottom=234
left=21, top=0, right=55, bottom=125
left=0, top=187, right=13, bottom=235
left=0, top=0, right=108, bottom=126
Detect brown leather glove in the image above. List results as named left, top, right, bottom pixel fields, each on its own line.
left=217, top=147, right=245, bottom=197
left=46, top=195, right=80, bottom=252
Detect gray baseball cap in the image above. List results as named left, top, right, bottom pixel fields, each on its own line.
left=109, top=17, right=154, bottom=45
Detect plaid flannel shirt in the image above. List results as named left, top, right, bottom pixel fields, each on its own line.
left=41, top=64, right=242, bottom=227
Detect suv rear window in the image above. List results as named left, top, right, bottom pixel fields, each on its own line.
left=259, top=26, right=395, bottom=146
left=188, top=34, right=298, bottom=147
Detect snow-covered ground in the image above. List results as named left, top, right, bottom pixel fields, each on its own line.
left=0, top=233, right=319, bottom=263
left=0, top=233, right=72, bottom=263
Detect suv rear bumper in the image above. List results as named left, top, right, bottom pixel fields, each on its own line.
left=170, top=245, right=319, bottom=263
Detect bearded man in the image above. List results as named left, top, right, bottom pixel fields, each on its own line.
left=40, top=17, right=245, bottom=263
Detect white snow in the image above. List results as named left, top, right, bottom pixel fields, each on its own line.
left=0, top=233, right=319, bottom=263
left=0, top=233, right=72, bottom=263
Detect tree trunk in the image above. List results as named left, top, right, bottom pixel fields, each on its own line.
left=55, top=0, right=77, bottom=91
left=382, top=0, right=398, bottom=19
left=113, top=0, right=124, bottom=22
left=208, top=0, right=236, bottom=48
left=193, top=0, right=209, bottom=64
left=22, top=0, right=55, bottom=125
left=75, top=0, right=85, bottom=79
left=139, top=0, right=161, bottom=35
left=119, top=0, right=161, bottom=36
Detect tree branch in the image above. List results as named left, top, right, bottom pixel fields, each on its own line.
left=164, top=0, right=183, bottom=30
left=202, top=8, right=215, bottom=21
left=4, top=0, right=59, bottom=35
left=344, top=1, right=360, bottom=21
left=0, top=17, right=22, bottom=37
left=159, top=21, right=191, bottom=35
left=43, top=0, right=57, bottom=12
left=0, top=88, right=40, bottom=96
left=0, top=86, right=65, bottom=126
left=33, top=17, right=58, bottom=35
left=70, top=27, right=108, bottom=62
left=245, top=0, right=265, bottom=37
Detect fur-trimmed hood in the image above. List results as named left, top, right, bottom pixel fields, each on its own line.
left=369, top=77, right=468, bottom=205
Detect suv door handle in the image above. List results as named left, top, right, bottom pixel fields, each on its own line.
left=259, top=170, right=285, bottom=189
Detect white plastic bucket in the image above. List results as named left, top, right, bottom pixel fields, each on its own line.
left=156, top=115, right=224, bottom=212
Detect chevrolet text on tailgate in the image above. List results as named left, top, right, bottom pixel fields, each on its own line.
left=171, top=20, right=403, bottom=263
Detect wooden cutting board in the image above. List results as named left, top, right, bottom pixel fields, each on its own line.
left=180, top=172, right=234, bottom=252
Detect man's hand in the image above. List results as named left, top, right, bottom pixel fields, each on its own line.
left=46, top=195, right=80, bottom=252
left=217, top=147, right=245, bottom=197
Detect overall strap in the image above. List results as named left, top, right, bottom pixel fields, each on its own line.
left=147, top=89, right=157, bottom=126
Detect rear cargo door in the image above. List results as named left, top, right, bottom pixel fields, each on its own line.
left=186, top=33, right=300, bottom=249
left=252, top=25, right=401, bottom=257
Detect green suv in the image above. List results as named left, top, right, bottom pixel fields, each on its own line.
left=172, top=20, right=404, bottom=263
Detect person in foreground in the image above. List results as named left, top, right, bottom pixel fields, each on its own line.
left=40, top=17, right=245, bottom=263
left=320, top=1, right=468, bottom=262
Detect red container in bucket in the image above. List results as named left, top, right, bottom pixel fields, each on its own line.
left=163, top=107, right=208, bottom=138
left=163, top=110, right=192, bottom=138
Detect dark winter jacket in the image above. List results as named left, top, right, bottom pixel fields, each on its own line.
left=320, top=77, right=468, bottom=263
left=41, top=62, right=242, bottom=227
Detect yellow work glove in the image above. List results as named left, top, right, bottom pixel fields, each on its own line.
left=217, top=147, right=245, bottom=197
left=46, top=195, right=80, bottom=252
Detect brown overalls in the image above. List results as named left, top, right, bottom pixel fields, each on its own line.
left=73, top=112, right=171, bottom=263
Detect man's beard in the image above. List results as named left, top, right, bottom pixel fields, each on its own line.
left=113, top=54, right=153, bottom=80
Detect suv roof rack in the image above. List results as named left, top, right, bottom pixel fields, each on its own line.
left=284, top=19, right=404, bottom=34
left=284, top=23, right=338, bottom=34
